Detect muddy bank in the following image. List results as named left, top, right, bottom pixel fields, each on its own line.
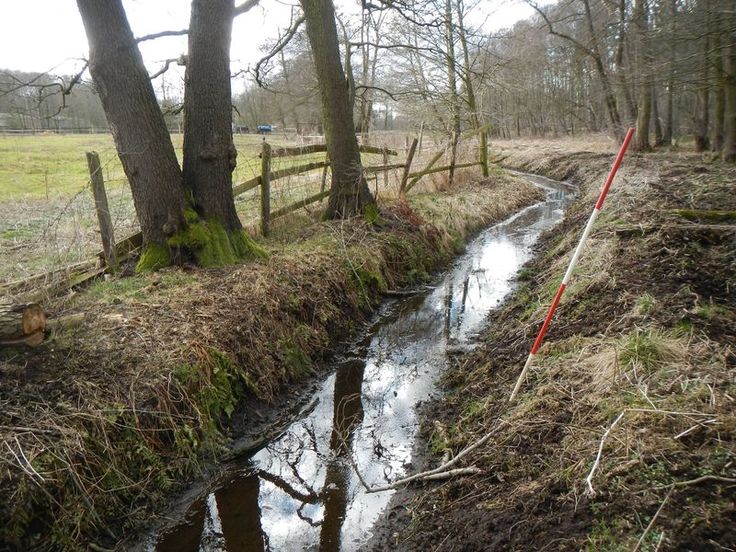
left=368, top=144, right=736, bottom=550
left=143, top=172, right=574, bottom=551
left=0, top=171, right=541, bottom=550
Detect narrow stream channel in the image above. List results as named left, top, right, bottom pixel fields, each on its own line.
left=149, top=173, right=575, bottom=552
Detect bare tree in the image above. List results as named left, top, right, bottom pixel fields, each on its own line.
left=299, top=0, right=376, bottom=218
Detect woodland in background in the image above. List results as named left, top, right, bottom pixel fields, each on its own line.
left=2, top=0, right=734, bottom=159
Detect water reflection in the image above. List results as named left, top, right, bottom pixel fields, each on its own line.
left=151, top=174, right=574, bottom=552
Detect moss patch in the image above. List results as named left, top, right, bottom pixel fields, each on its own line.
left=136, top=242, right=171, bottom=273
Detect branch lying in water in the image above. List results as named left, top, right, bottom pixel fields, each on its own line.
left=352, top=422, right=505, bottom=493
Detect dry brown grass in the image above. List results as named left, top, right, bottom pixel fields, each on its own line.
left=0, top=166, right=540, bottom=550
left=372, top=144, right=736, bottom=552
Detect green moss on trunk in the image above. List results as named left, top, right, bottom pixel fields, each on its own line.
left=137, top=217, right=267, bottom=273
left=136, top=242, right=172, bottom=272
left=167, top=218, right=267, bottom=268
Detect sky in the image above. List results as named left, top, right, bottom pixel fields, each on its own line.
left=0, top=0, right=543, bottom=87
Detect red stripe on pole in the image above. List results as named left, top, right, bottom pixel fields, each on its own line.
left=511, top=128, right=634, bottom=401
left=595, top=128, right=635, bottom=210
left=531, top=283, right=566, bottom=354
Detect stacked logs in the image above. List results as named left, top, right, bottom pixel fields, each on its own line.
left=0, top=303, right=47, bottom=347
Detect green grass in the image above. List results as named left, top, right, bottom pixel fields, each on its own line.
left=634, top=292, right=656, bottom=315
left=0, top=133, right=341, bottom=201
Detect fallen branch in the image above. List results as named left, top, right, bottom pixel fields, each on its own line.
left=585, top=411, right=625, bottom=496
left=354, top=423, right=504, bottom=493
left=657, top=474, right=736, bottom=489
left=632, top=488, right=672, bottom=552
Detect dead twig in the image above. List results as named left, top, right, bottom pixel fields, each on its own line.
left=354, top=422, right=504, bottom=493
left=632, top=487, right=672, bottom=552
left=585, top=411, right=625, bottom=496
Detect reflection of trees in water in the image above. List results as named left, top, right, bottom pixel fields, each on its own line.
left=319, top=359, right=365, bottom=551
left=156, top=472, right=266, bottom=552
left=159, top=360, right=368, bottom=552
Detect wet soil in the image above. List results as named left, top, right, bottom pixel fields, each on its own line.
left=143, top=175, right=575, bottom=551
left=366, top=145, right=736, bottom=551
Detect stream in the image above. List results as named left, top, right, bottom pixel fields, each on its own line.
left=149, top=173, right=575, bottom=552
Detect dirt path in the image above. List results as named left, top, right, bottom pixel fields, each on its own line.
left=366, top=142, right=736, bottom=551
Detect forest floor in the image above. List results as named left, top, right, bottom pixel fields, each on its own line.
left=367, top=139, right=736, bottom=551
left=0, top=165, right=541, bottom=550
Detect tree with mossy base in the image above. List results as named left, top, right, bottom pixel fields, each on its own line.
left=299, top=0, right=377, bottom=218
left=77, top=0, right=265, bottom=271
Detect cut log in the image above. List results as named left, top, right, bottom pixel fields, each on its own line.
left=0, top=303, right=47, bottom=346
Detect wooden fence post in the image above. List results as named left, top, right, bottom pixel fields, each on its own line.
left=480, top=128, right=489, bottom=177
left=399, top=138, right=419, bottom=195
left=86, top=151, right=117, bottom=270
left=382, top=150, right=389, bottom=192
left=260, top=140, right=271, bottom=237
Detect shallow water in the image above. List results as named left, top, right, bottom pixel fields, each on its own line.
left=150, top=173, right=575, bottom=552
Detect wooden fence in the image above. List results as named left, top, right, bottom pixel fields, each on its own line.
left=1, top=129, right=490, bottom=299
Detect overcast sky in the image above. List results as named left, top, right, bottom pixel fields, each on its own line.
left=0, top=0, right=542, bottom=82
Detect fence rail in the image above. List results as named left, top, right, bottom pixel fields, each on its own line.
left=2, top=128, right=490, bottom=299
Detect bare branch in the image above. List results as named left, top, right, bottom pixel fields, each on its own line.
left=135, top=29, right=188, bottom=44
left=233, top=0, right=260, bottom=16
left=253, top=15, right=306, bottom=88
left=524, top=0, right=596, bottom=58
left=149, top=58, right=182, bottom=80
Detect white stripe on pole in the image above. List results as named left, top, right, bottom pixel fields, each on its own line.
left=562, top=208, right=599, bottom=285
left=508, top=128, right=635, bottom=402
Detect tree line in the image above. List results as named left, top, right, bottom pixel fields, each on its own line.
left=2, top=0, right=732, bottom=272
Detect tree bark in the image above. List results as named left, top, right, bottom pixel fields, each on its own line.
left=694, top=0, right=711, bottom=152
left=712, top=13, right=725, bottom=152
left=633, top=0, right=652, bottom=151
left=299, top=0, right=375, bottom=218
left=76, top=0, right=187, bottom=247
left=663, top=0, right=677, bottom=145
left=724, top=15, right=736, bottom=162
left=183, top=0, right=242, bottom=231
left=652, top=87, right=664, bottom=146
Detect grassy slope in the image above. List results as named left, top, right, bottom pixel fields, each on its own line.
left=372, top=145, right=736, bottom=551
left=0, top=170, right=541, bottom=551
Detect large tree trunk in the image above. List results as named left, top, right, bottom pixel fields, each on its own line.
left=633, top=0, right=652, bottom=151
left=183, top=0, right=241, bottom=231
left=694, top=0, right=711, bottom=152
left=712, top=14, right=725, bottom=152
left=724, top=17, right=736, bottom=162
left=663, top=0, right=677, bottom=145
left=299, top=0, right=375, bottom=218
left=76, top=0, right=187, bottom=248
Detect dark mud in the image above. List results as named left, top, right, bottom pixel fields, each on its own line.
left=366, top=148, right=736, bottom=551
left=142, top=175, right=574, bottom=551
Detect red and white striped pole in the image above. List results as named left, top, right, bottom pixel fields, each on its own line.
left=509, top=128, right=635, bottom=401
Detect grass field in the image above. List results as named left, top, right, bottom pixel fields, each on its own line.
left=0, top=132, right=426, bottom=285
left=0, top=133, right=316, bottom=200
left=0, top=130, right=479, bottom=286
